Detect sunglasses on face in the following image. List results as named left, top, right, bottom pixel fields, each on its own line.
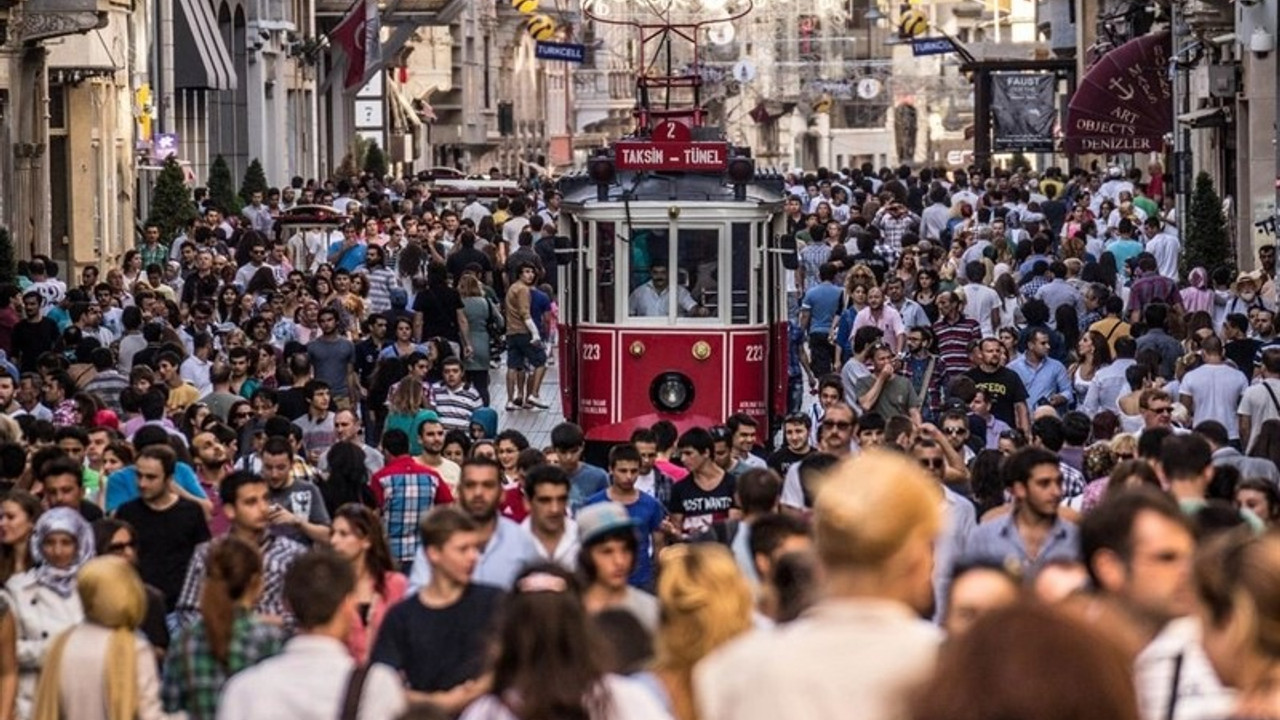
left=918, top=457, right=945, bottom=469
left=821, top=420, right=853, bottom=431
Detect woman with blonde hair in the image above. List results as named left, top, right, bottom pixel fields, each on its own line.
left=642, top=544, right=754, bottom=720
left=162, top=536, right=281, bottom=720
left=32, top=555, right=177, bottom=720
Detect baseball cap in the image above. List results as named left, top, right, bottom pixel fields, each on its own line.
left=577, top=502, right=638, bottom=545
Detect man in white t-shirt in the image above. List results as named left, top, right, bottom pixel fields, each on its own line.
left=501, top=198, right=531, bottom=251
left=960, top=261, right=1001, bottom=338
left=1238, top=347, right=1280, bottom=449
left=1179, top=335, right=1249, bottom=443
left=1142, top=217, right=1181, bottom=282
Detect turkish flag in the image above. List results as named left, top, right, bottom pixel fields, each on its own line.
left=330, top=0, right=368, bottom=90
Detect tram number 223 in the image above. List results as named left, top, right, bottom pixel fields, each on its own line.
left=582, top=344, right=602, bottom=361
left=744, top=344, right=764, bottom=362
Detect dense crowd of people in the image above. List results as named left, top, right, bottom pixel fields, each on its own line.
left=0, top=160, right=1273, bottom=720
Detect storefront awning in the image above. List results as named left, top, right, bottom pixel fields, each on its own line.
left=173, top=0, right=237, bottom=91
left=1064, top=32, right=1172, bottom=154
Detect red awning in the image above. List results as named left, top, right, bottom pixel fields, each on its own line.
left=1064, top=33, right=1173, bottom=154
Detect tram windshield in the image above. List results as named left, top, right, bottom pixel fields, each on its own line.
left=627, top=228, right=718, bottom=319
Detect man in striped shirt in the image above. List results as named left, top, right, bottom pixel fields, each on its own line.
left=432, top=356, right=483, bottom=432
left=932, top=291, right=982, bottom=383
left=362, top=244, right=398, bottom=315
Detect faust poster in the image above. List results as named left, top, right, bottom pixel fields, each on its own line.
left=991, top=73, right=1056, bottom=152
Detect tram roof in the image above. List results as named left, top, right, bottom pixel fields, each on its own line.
left=558, top=169, right=787, bottom=210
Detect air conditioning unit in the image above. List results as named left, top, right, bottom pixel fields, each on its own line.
left=1037, top=0, right=1077, bottom=55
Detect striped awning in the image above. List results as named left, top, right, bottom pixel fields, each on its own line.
left=173, top=0, right=237, bottom=91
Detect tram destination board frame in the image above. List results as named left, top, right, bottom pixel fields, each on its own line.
left=613, top=140, right=731, bottom=172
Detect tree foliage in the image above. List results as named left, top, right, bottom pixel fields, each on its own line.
left=1183, top=171, right=1232, bottom=279
left=146, top=156, right=197, bottom=243
left=207, top=154, right=241, bottom=215
left=240, top=158, right=269, bottom=205
left=363, top=141, right=388, bottom=181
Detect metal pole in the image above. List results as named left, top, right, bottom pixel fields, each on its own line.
left=1172, top=2, right=1188, bottom=236
left=159, top=0, right=175, bottom=132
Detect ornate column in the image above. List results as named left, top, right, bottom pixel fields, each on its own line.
left=4, top=1, right=107, bottom=260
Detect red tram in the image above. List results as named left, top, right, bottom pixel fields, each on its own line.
left=554, top=2, right=795, bottom=449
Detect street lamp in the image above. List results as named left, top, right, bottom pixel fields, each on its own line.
left=863, top=1, right=883, bottom=58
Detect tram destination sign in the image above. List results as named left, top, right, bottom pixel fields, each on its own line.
left=614, top=141, right=730, bottom=171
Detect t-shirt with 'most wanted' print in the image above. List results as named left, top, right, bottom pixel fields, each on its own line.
left=667, top=474, right=736, bottom=536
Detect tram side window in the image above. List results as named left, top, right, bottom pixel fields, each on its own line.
left=595, top=222, right=616, bottom=323
left=627, top=228, right=674, bottom=318
left=731, top=223, right=750, bottom=324
left=675, top=229, right=718, bottom=319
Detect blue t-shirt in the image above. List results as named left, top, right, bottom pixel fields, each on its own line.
left=1105, top=239, right=1143, bottom=281
left=801, top=282, right=844, bottom=334
left=531, top=288, right=552, bottom=336
left=105, top=461, right=208, bottom=513
left=328, top=240, right=368, bottom=273
left=584, top=489, right=666, bottom=589
left=568, top=463, right=609, bottom=513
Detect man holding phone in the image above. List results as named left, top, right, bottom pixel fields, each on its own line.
left=261, top=435, right=331, bottom=546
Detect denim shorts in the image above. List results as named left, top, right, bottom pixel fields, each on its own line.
left=507, top=334, right=547, bottom=371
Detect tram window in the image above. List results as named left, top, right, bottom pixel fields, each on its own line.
left=675, top=228, right=719, bottom=319
left=731, top=223, right=750, bottom=324
left=756, top=221, right=769, bottom=324
left=627, top=228, right=677, bottom=318
left=594, top=222, right=616, bottom=323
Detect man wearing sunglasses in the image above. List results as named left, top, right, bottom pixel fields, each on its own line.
left=911, top=437, right=976, bottom=619
left=780, top=403, right=857, bottom=516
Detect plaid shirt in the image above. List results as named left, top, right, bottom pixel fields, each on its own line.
left=176, top=534, right=306, bottom=627
left=1061, top=461, right=1086, bottom=500
left=162, top=611, right=284, bottom=720
left=371, top=455, right=454, bottom=566
left=139, top=242, right=170, bottom=270
left=873, top=210, right=919, bottom=265
left=797, top=241, right=834, bottom=294
left=1020, top=276, right=1050, bottom=300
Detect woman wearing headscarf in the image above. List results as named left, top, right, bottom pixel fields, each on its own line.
left=32, top=556, right=179, bottom=720
left=1180, top=267, right=1216, bottom=316
left=3, top=508, right=94, bottom=720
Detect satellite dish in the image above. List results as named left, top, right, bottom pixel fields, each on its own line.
left=707, top=23, right=735, bottom=45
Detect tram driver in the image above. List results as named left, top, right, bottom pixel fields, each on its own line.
left=629, top=264, right=709, bottom=317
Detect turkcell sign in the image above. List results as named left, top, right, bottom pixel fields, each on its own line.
left=535, top=41, right=586, bottom=63
left=614, top=141, right=729, bottom=171
left=911, top=37, right=956, bottom=56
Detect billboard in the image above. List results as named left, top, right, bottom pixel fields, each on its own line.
left=991, top=73, right=1056, bottom=153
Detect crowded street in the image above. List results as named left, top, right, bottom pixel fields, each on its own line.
left=0, top=0, right=1278, bottom=717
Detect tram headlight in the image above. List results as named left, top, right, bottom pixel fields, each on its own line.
left=650, top=372, right=694, bottom=413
